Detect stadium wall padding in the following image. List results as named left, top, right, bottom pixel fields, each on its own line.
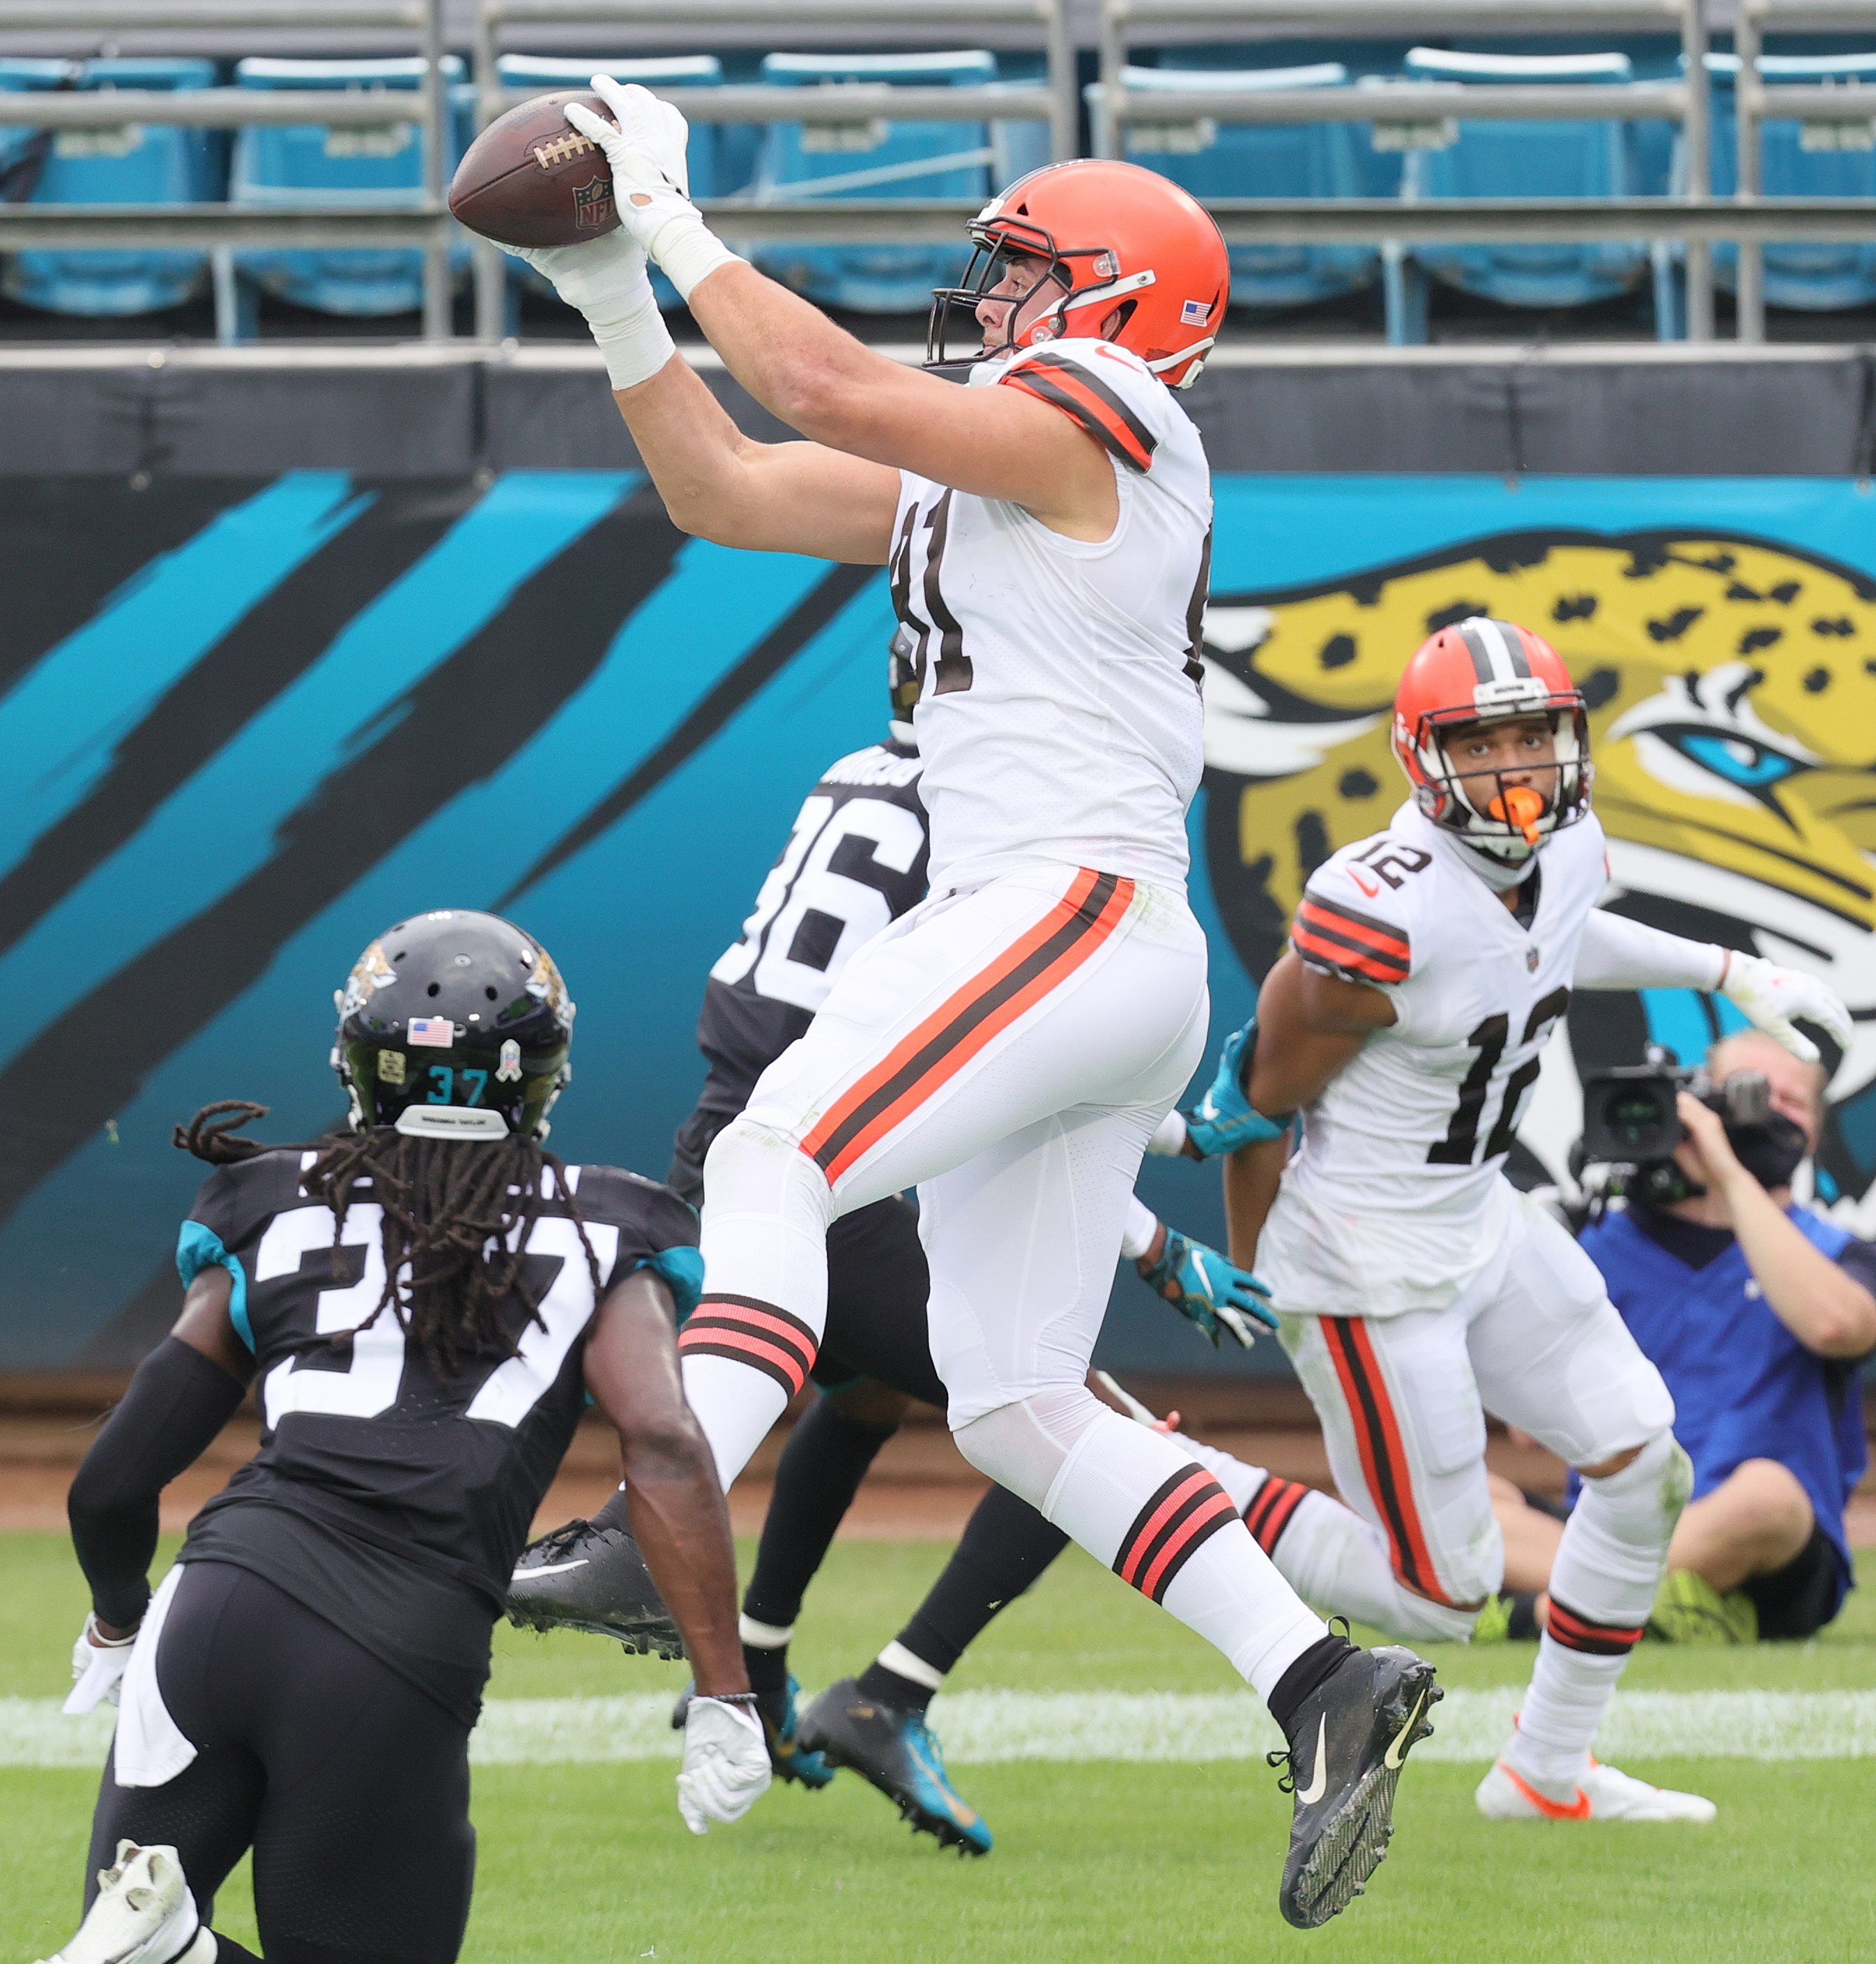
left=5, top=358, right=1876, bottom=1376
left=6, top=349, right=1876, bottom=478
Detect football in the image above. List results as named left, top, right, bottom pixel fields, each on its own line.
left=448, top=91, right=619, bottom=249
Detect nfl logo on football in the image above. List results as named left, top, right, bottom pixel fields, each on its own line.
left=572, top=176, right=613, bottom=229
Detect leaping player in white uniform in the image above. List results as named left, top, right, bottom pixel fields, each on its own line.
left=510, top=79, right=1439, bottom=1927
left=1195, top=616, right=1852, bottom=1822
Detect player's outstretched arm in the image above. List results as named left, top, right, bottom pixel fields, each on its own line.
left=1221, top=953, right=1396, bottom=1268
left=561, top=80, right=1118, bottom=538
left=1575, top=911, right=1852, bottom=1066
left=582, top=1270, right=745, bottom=1695
left=61, top=1267, right=252, bottom=1708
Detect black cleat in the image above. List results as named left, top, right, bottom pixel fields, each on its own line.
left=1269, top=1645, right=1440, bottom=1930
left=795, top=1677, right=993, bottom=1855
left=506, top=1518, right=685, bottom=1660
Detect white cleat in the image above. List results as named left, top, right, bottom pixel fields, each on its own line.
left=1475, top=1756, right=1717, bottom=1824
left=33, top=1841, right=215, bottom=1964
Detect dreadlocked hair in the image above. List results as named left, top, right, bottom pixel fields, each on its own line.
left=176, top=1100, right=604, bottom=1379
left=174, top=1100, right=276, bottom=1164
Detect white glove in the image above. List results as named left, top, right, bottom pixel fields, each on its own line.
left=676, top=1695, right=771, bottom=1835
left=565, top=77, right=741, bottom=304
left=1720, top=951, right=1854, bottom=1067
left=63, top=1614, right=137, bottom=1715
left=501, top=229, right=676, bottom=393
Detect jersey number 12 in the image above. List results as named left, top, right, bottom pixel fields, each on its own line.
left=1426, top=989, right=1570, bottom=1167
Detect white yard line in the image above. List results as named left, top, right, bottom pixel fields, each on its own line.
left=8, top=1688, right=1876, bottom=1770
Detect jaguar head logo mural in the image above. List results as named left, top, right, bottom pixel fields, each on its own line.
left=1200, top=528, right=1876, bottom=1218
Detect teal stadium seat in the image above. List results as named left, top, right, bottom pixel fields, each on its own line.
left=1706, top=53, right=1876, bottom=314
left=495, top=55, right=725, bottom=314
left=1105, top=63, right=1375, bottom=312
left=1389, top=48, right=1654, bottom=340
left=751, top=50, right=999, bottom=314
left=1, top=58, right=220, bottom=317
left=229, top=55, right=470, bottom=324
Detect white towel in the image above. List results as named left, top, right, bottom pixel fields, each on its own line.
left=111, top=1565, right=198, bottom=1789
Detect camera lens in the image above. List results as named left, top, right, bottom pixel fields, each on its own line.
left=1606, top=1088, right=1664, bottom=1148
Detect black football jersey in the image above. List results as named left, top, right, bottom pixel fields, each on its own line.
left=670, top=736, right=929, bottom=1202
left=178, top=1148, right=698, bottom=1721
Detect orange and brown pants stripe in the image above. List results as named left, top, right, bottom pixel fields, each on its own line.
left=800, top=867, right=1134, bottom=1187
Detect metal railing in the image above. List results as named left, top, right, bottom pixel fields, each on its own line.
left=1734, top=0, right=1876, bottom=344
left=466, top=0, right=1075, bottom=340
left=2, top=0, right=1876, bottom=348
left=0, top=0, right=453, bottom=340
left=12, top=194, right=1876, bottom=248
left=1096, top=0, right=1716, bottom=340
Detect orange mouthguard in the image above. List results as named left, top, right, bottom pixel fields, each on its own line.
left=1488, top=786, right=1546, bottom=845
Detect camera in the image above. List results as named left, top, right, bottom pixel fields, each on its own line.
left=1578, top=1051, right=1771, bottom=1168
left=1579, top=1044, right=1768, bottom=1210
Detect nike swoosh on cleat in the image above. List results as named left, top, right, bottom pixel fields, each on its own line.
left=1383, top=1690, right=1428, bottom=1770
left=1496, top=1758, right=1591, bottom=1820
left=907, top=1743, right=979, bottom=1825
left=1295, top=1714, right=1329, bottom=1805
left=511, top=1558, right=589, bottom=1578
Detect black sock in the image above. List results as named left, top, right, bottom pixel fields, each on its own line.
left=742, top=1638, right=789, bottom=1697
left=893, top=1482, right=1070, bottom=1681
left=857, top=1657, right=936, bottom=1714
left=209, top=1935, right=264, bottom=1964
left=1265, top=1632, right=1358, bottom=1735
left=591, top=1484, right=632, bottom=1535
left=740, top=1394, right=898, bottom=1631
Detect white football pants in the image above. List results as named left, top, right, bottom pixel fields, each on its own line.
left=1279, top=1188, right=1677, bottom=1612
left=687, top=862, right=1330, bottom=1698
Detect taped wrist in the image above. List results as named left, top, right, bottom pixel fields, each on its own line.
left=584, top=284, right=677, bottom=393
left=68, top=1336, right=245, bottom=1629
left=1120, top=1196, right=1160, bottom=1264
left=648, top=211, right=742, bottom=305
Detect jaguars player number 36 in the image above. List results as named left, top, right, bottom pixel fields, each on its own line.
left=44, top=912, right=764, bottom=1964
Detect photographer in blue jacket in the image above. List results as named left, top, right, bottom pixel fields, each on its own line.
left=1576, top=1030, right=1876, bottom=1641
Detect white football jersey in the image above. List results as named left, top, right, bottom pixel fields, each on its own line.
left=889, top=338, right=1211, bottom=895
left=1260, top=799, right=1608, bottom=1318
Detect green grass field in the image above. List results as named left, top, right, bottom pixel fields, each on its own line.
left=6, top=1529, right=1875, bottom=1963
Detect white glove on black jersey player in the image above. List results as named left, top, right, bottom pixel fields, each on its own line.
left=677, top=1694, right=772, bottom=1834
left=63, top=1613, right=137, bottom=1714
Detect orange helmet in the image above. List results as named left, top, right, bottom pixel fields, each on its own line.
left=1391, top=616, right=1592, bottom=862
left=926, top=160, right=1229, bottom=390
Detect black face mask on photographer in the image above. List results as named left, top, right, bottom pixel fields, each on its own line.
left=1723, top=1111, right=1809, bottom=1191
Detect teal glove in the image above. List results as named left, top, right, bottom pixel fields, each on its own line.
left=1140, top=1227, right=1279, bottom=1348
left=1181, top=1017, right=1290, bottom=1159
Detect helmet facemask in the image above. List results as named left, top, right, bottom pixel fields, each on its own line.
left=926, top=213, right=1156, bottom=371
left=1399, top=684, right=1593, bottom=867
left=330, top=915, right=576, bottom=1143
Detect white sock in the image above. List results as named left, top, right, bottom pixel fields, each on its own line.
left=683, top=1120, right=836, bottom=1489
left=1046, top=1408, right=1326, bottom=1698
left=1251, top=1475, right=1479, bottom=1645
left=1169, top=1433, right=1266, bottom=1513
left=1509, top=1431, right=1689, bottom=1785
left=876, top=1639, right=945, bottom=1690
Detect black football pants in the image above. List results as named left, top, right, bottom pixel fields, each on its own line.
left=87, top=1560, right=474, bottom=1964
